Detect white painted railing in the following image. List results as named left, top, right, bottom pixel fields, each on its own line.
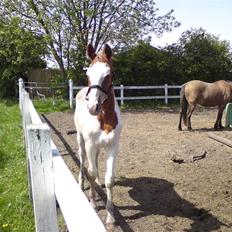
left=68, top=79, right=182, bottom=108
left=19, top=78, right=106, bottom=232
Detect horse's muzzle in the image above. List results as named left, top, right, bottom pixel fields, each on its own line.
left=88, top=103, right=101, bottom=115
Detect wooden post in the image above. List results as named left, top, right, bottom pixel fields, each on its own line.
left=120, top=84, right=124, bottom=105
left=22, top=91, right=33, bottom=200
left=18, top=78, right=24, bottom=111
left=164, top=84, right=168, bottom=104
left=22, top=91, right=31, bottom=136
left=69, top=79, right=73, bottom=109
left=27, top=124, right=59, bottom=232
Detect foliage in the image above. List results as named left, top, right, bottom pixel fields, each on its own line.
left=120, top=100, right=179, bottom=111
left=165, top=28, right=232, bottom=83
left=0, top=17, right=47, bottom=98
left=0, top=100, right=34, bottom=232
left=113, top=41, right=180, bottom=85
left=0, top=0, right=180, bottom=83
left=114, top=29, right=232, bottom=86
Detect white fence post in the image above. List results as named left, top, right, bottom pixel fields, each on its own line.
left=22, top=91, right=31, bottom=135
left=120, top=84, right=124, bottom=105
left=164, top=84, right=168, bottom=104
left=22, top=91, right=33, bottom=200
left=69, top=79, right=74, bottom=109
left=19, top=78, right=24, bottom=111
left=27, top=124, right=59, bottom=232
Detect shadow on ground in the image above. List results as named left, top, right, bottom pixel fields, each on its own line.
left=116, top=177, right=229, bottom=232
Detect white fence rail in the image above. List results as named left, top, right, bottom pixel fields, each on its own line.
left=19, top=78, right=106, bottom=232
left=68, top=79, right=182, bottom=108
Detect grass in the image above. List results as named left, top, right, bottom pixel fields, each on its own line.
left=0, top=98, right=69, bottom=232
left=33, top=98, right=70, bottom=113
left=0, top=100, right=34, bottom=232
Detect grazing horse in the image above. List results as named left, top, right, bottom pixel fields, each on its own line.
left=74, top=44, right=122, bottom=227
left=178, top=80, right=232, bottom=130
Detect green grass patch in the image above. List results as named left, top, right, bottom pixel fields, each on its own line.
left=33, top=98, right=70, bottom=113
left=0, top=100, right=34, bottom=232
left=120, top=99, right=180, bottom=111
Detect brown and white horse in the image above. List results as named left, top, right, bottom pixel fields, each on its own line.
left=74, top=44, right=122, bottom=227
left=178, top=80, right=232, bottom=130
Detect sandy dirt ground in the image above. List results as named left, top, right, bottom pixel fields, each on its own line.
left=43, top=107, right=232, bottom=232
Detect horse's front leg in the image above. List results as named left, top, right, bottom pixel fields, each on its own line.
left=77, top=133, right=86, bottom=190
left=95, top=149, right=101, bottom=186
left=105, top=144, right=119, bottom=228
left=85, top=141, right=98, bottom=209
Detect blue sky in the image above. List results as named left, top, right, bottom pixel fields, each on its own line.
left=152, top=0, right=232, bottom=47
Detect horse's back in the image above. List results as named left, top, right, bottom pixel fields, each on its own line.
left=184, top=80, right=232, bottom=106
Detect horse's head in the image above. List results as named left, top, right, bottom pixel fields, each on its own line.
left=85, top=44, right=113, bottom=115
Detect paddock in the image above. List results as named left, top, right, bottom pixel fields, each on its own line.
left=44, top=107, right=232, bottom=232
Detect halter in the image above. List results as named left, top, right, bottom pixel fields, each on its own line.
left=86, top=82, right=113, bottom=103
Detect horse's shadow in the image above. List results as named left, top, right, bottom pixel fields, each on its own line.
left=116, top=177, right=228, bottom=232
left=192, top=127, right=232, bottom=132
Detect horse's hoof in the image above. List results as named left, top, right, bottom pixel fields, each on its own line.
left=106, top=222, right=116, bottom=231
left=178, top=127, right=182, bottom=131
left=187, top=127, right=193, bottom=131
left=214, top=125, right=223, bottom=130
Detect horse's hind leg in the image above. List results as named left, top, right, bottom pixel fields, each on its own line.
left=214, top=105, right=226, bottom=129
left=77, top=133, right=86, bottom=190
left=187, top=104, right=195, bottom=130
left=105, top=144, right=119, bottom=227
left=178, top=111, right=183, bottom=130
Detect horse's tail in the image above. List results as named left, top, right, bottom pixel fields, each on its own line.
left=178, top=84, right=188, bottom=129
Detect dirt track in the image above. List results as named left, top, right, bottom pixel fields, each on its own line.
left=44, top=107, right=232, bottom=232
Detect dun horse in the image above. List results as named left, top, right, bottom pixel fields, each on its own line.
left=74, top=44, right=122, bottom=227
left=178, top=80, right=232, bottom=130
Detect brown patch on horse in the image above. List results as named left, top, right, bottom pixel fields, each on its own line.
left=91, top=53, right=112, bottom=69
left=97, top=93, right=118, bottom=133
left=97, top=75, right=118, bottom=133
left=87, top=49, right=113, bottom=87
left=87, top=44, right=113, bottom=71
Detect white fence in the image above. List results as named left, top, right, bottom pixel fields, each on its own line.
left=68, top=79, right=182, bottom=108
left=19, top=78, right=106, bottom=232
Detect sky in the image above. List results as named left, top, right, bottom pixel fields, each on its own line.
left=152, top=0, right=232, bottom=47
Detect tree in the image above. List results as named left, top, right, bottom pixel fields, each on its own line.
left=0, top=0, right=180, bottom=83
left=165, top=28, right=232, bottom=83
left=0, top=17, right=47, bottom=97
left=113, top=41, right=177, bottom=85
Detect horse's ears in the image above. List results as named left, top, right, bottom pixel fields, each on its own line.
left=86, top=44, right=96, bottom=60
left=103, top=44, right=112, bottom=59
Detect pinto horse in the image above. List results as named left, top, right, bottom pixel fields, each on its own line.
left=178, top=80, right=232, bottom=130
left=74, top=44, right=122, bottom=227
